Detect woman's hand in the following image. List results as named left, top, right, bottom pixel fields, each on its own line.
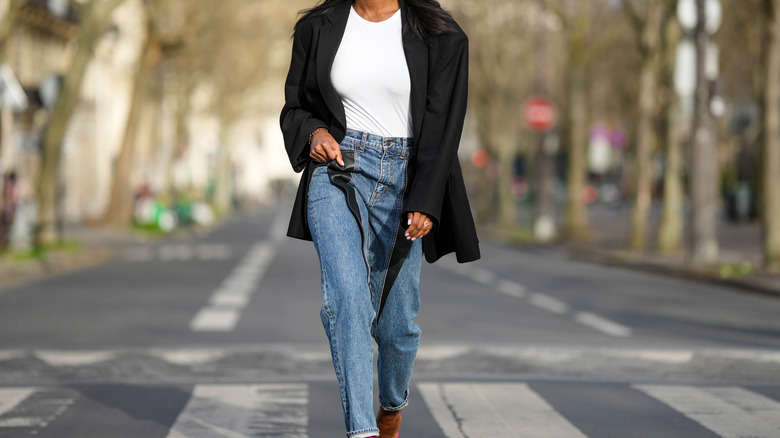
left=310, top=129, right=344, bottom=167
left=406, top=212, right=433, bottom=241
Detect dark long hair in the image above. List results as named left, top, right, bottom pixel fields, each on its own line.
left=295, top=0, right=456, bottom=39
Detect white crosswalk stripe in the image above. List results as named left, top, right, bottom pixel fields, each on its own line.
left=0, top=388, right=75, bottom=430
left=635, top=384, right=780, bottom=438
left=419, top=382, right=588, bottom=437
left=0, top=389, right=34, bottom=417
left=1, top=383, right=780, bottom=437
left=166, top=384, right=307, bottom=438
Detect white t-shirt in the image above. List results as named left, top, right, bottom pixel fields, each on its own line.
left=331, top=6, right=412, bottom=138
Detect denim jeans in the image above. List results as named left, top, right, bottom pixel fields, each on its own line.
left=307, top=129, right=423, bottom=438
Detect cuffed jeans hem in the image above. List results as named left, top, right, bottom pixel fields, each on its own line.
left=348, top=428, right=380, bottom=438
left=381, top=399, right=408, bottom=412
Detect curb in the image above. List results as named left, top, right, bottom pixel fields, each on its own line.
left=0, top=247, right=116, bottom=292
left=562, top=245, right=780, bottom=299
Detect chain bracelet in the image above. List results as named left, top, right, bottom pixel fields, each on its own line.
left=308, top=127, right=328, bottom=144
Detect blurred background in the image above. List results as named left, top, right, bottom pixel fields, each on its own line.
left=0, top=0, right=778, bottom=277
left=1, top=2, right=780, bottom=435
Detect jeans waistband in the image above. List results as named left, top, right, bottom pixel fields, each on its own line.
left=344, top=129, right=414, bottom=149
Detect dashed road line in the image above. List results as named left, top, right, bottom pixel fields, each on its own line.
left=574, top=311, right=632, bottom=338
left=190, top=242, right=276, bottom=332
left=122, top=244, right=232, bottom=262
left=437, top=260, right=633, bottom=338
left=530, top=293, right=571, bottom=315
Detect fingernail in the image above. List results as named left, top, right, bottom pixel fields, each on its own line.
left=405, top=233, right=409, bottom=237
left=411, top=238, right=416, bottom=241
left=407, top=219, right=411, bottom=225
left=406, top=236, right=411, bottom=240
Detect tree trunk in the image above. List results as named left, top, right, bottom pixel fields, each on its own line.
left=103, top=14, right=159, bottom=227
left=689, top=0, right=719, bottom=264
left=36, top=0, right=125, bottom=246
left=563, top=67, right=591, bottom=241
left=658, top=101, right=684, bottom=254
left=168, top=80, right=193, bottom=193
left=764, top=0, right=780, bottom=269
left=496, top=131, right=517, bottom=232
left=658, top=14, right=684, bottom=255
left=629, top=55, right=657, bottom=250
left=213, top=124, right=234, bottom=216
left=0, top=0, right=21, bottom=65
left=629, top=5, right=663, bottom=251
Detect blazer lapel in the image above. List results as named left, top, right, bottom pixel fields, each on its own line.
left=316, top=2, right=351, bottom=130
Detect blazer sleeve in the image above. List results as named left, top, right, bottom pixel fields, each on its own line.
left=280, top=24, right=328, bottom=173
left=404, top=32, right=469, bottom=225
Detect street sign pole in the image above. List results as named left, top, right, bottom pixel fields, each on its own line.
left=523, top=93, right=558, bottom=243
left=689, top=0, right=720, bottom=264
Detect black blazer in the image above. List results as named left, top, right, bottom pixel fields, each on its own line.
left=280, top=0, right=480, bottom=263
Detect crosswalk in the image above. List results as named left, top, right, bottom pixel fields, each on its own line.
left=1, top=382, right=778, bottom=437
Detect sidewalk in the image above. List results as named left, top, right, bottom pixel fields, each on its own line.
left=559, top=204, right=780, bottom=297
left=0, top=224, right=147, bottom=291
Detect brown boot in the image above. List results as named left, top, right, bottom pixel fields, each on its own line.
left=376, top=407, right=402, bottom=438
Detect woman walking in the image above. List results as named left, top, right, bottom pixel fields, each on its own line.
left=280, top=0, right=479, bottom=436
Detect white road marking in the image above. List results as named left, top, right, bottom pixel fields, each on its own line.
left=529, top=293, right=571, bottom=314
left=0, top=388, right=75, bottom=429
left=418, top=382, right=588, bottom=437
left=166, top=384, right=307, bottom=438
left=35, top=351, right=116, bottom=367
left=210, top=293, right=250, bottom=308
left=190, top=308, right=241, bottom=332
left=159, top=244, right=194, bottom=261
left=123, top=244, right=231, bottom=262
left=270, top=211, right=289, bottom=243
left=471, top=267, right=498, bottom=286
left=635, top=385, right=780, bottom=438
left=0, top=389, right=35, bottom=417
left=604, top=349, right=693, bottom=364
left=122, top=247, right=154, bottom=262
left=497, top=280, right=527, bottom=298
left=152, top=349, right=227, bottom=366
left=703, top=387, right=780, bottom=430
left=190, top=242, right=277, bottom=332
left=195, top=244, right=231, bottom=260
left=0, top=351, right=24, bottom=362
left=436, top=262, right=633, bottom=338
left=574, top=312, right=633, bottom=338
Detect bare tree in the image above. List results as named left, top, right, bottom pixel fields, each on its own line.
left=448, top=0, right=536, bottom=233
left=550, top=0, right=615, bottom=241
left=103, top=0, right=162, bottom=227
left=764, top=0, right=780, bottom=269
left=621, top=0, right=676, bottom=251
left=657, top=15, right=685, bottom=255
left=0, top=0, right=22, bottom=64
left=36, top=0, right=125, bottom=246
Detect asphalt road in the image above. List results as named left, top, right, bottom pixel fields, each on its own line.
left=0, top=207, right=779, bottom=437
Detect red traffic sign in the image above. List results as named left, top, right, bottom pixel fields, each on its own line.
left=523, top=96, right=557, bottom=132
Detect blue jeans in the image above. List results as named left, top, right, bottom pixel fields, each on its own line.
left=307, top=129, right=423, bottom=438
